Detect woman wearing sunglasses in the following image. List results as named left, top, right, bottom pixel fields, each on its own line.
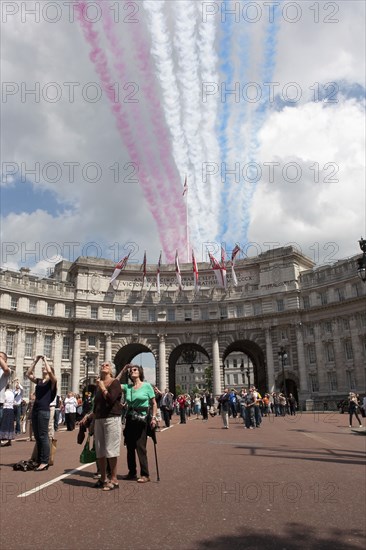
left=118, top=364, right=157, bottom=483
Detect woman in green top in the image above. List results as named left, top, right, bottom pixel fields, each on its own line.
left=118, top=364, right=157, bottom=483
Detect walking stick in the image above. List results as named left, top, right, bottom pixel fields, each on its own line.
left=148, top=423, right=160, bottom=481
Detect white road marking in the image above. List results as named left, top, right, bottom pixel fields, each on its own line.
left=17, top=463, right=94, bottom=498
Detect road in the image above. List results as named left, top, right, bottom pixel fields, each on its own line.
left=0, top=412, right=365, bottom=550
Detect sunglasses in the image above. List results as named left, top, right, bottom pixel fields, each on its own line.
left=129, top=367, right=139, bottom=372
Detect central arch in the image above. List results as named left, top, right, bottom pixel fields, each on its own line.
left=168, top=343, right=210, bottom=395
left=223, top=340, right=266, bottom=393
left=114, top=343, right=155, bottom=381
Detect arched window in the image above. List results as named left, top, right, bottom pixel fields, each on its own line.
left=61, top=373, right=70, bottom=396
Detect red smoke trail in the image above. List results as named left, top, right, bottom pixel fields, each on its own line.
left=75, top=1, right=178, bottom=261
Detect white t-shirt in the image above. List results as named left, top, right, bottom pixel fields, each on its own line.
left=0, top=369, right=10, bottom=404
left=4, top=388, right=14, bottom=409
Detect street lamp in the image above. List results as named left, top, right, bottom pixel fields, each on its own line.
left=240, top=359, right=245, bottom=385
left=278, top=347, right=288, bottom=399
left=357, top=237, right=366, bottom=282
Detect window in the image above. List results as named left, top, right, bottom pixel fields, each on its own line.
left=346, top=371, right=356, bottom=389
left=44, top=334, right=53, bottom=357
left=149, top=309, right=156, bottom=322
left=62, top=336, right=71, bottom=360
left=343, top=319, right=350, bottom=330
left=352, top=283, right=362, bottom=297
left=277, top=299, right=284, bottom=312
left=220, top=307, right=227, bottom=319
left=6, top=332, right=15, bottom=356
left=253, top=303, right=262, bottom=315
left=303, top=296, right=310, bottom=309
left=309, top=373, right=319, bottom=392
left=335, top=288, right=345, bottom=302
left=233, top=374, right=238, bottom=384
left=22, top=372, right=31, bottom=400
left=47, top=303, right=54, bottom=316
left=88, top=335, right=96, bottom=347
left=236, top=305, right=243, bottom=317
left=29, top=300, right=37, bottom=313
left=11, top=296, right=18, bottom=311
left=65, top=305, right=72, bottom=318
left=91, top=306, right=98, bottom=319
left=61, top=373, right=70, bottom=395
left=201, top=308, right=208, bottom=321
left=25, top=333, right=35, bottom=357
left=320, top=292, right=328, bottom=305
left=168, top=309, right=175, bottom=322
left=115, top=308, right=122, bottom=321
left=324, top=321, right=332, bottom=334
left=132, top=309, right=139, bottom=322
left=327, top=371, right=338, bottom=392
left=325, top=343, right=334, bottom=362
left=184, top=310, right=192, bottom=321
left=344, top=341, right=353, bottom=361
left=233, top=359, right=237, bottom=368
left=307, top=325, right=315, bottom=337
left=308, top=345, right=316, bottom=364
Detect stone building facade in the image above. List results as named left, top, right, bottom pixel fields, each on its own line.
left=0, top=246, right=365, bottom=409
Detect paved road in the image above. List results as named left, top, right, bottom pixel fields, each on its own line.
left=1, top=412, right=365, bottom=550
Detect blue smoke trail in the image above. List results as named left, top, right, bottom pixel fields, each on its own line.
left=241, top=0, right=283, bottom=241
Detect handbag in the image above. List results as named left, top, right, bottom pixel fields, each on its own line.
left=80, top=435, right=96, bottom=464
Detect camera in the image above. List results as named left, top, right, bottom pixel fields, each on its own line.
left=130, top=411, right=147, bottom=423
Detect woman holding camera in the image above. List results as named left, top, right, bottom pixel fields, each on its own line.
left=118, top=364, right=157, bottom=483
left=26, top=355, right=57, bottom=471
left=81, top=362, right=122, bottom=491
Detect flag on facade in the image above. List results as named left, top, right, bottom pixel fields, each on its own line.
left=110, top=252, right=130, bottom=289
left=141, top=251, right=147, bottom=289
left=220, top=246, right=227, bottom=289
left=175, top=250, right=183, bottom=290
left=208, top=252, right=226, bottom=289
left=156, top=251, right=162, bottom=295
left=231, top=244, right=241, bottom=287
left=192, top=249, right=199, bottom=291
left=182, top=175, right=188, bottom=196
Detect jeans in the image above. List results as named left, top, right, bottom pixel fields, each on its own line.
left=14, top=405, right=22, bottom=434
left=32, top=409, right=50, bottom=464
left=244, top=407, right=255, bottom=428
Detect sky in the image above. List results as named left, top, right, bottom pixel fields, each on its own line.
left=1, top=0, right=365, bottom=380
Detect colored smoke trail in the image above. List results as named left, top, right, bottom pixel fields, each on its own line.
left=75, top=1, right=178, bottom=261
left=118, top=0, right=187, bottom=234
left=98, top=0, right=186, bottom=255
left=196, top=1, right=221, bottom=238
left=216, top=0, right=235, bottom=240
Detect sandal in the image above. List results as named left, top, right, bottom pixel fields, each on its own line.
left=102, top=482, right=119, bottom=491
left=137, top=476, right=150, bottom=483
left=94, top=479, right=106, bottom=488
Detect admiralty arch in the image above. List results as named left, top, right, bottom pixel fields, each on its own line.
left=0, top=246, right=365, bottom=410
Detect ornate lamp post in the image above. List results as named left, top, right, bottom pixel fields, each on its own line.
left=357, top=237, right=366, bottom=282
left=278, top=347, right=288, bottom=399
left=240, top=359, right=245, bottom=385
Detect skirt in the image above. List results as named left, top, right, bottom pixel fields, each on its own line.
left=0, top=408, right=15, bottom=440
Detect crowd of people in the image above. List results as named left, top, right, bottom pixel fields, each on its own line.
left=1, top=350, right=365, bottom=482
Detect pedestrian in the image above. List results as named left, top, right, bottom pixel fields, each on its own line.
left=0, top=352, right=11, bottom=426
left=158, top=388, right=174, bottom=428
left=200, top=392, right=209, bottom=421
left=243, top=388, right=256, bottom=429
left=12, top=379, right=24, bottom=435
left=177, top=394, right=187, bottom=424
left=64, top=391, right=77, bottom=431
left=348, top=392, right=363, bottom=428
left=0, top=384, right=15, bottom=446
left=194, top=394, right=201, bottom=419
left=26, top=355, right=57, bottom=471
left=288, top=393, right=297, bottom=416
left=218, top=388, right=230, bottom=429
left=81, top=361, right=122, bottom=490
left=119, top=364, right=157, bottom=483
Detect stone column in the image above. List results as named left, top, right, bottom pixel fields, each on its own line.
left=105, top=333, right=113, bottom=363
left=265, top=328, right=275, bottom=393
left=349, top=316, right=364, bottom=390
left=0, top=325, right=7, bottom=351
left=314, top=323, right=326, bottom=392
left=296, top=325, right=308, bottom=394
left=158, top=334, right=167, bottom=390
left=212, top=331, right=221, bottom=397
left=15, top=327, right=25, bottom=380
left=71, top=332, right=81, bottom=393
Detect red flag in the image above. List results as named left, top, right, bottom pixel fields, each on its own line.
left=182, top=175, right=188, bottom=196
left=231, top=245, right=241, bottom=287
left=110, top=252, right=130, bottom=289
left=220, top=246, right=227, bottom=289
left=157, top=252, right=162, bottom=295
left=209, top=252, right=226, bottom=289
left=192, top=249, right=199, bottom=291
left=141, top=251, right=147, bottom=289
left=175, top=250, right=183, bottom=290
